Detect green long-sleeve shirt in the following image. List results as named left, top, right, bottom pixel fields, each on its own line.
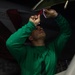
left=6, top=14, right=71, bottom=75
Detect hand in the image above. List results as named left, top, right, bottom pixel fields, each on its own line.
left=44, top=9, right=58, bottom=18
left=29, top=15, right=40, bottom=26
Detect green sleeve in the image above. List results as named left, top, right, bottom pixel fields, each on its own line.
left=48, top=14, right=72, bottom=57
left=6, top=21, right=36, bottom=63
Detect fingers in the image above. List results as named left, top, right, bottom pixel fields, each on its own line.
left=44, top=8, right=53, bottom=14
left=37, top=14, right=40, bottom=19
left=44, top=9, right=50, bottom=13
left=44, top=9, right=55, bottom=14
left=30, top=15, right=40, bottom=20
left=30, top=15, right=36, bottom=20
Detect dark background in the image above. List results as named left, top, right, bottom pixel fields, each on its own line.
left=0, top=0, right=75, bottom=74
left=5, top=0, right=75, bottom=60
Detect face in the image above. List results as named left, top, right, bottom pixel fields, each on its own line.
left=29, top=26, right=46, bottom=41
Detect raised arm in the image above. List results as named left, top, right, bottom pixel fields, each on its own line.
left=44, top=9, right=71, bottom=56
left=6, top=15, right=40, bottom=62
left=54, top=14, right=71, bottom=56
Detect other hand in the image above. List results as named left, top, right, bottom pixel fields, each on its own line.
left=44, top=9, right=58, bottom=18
